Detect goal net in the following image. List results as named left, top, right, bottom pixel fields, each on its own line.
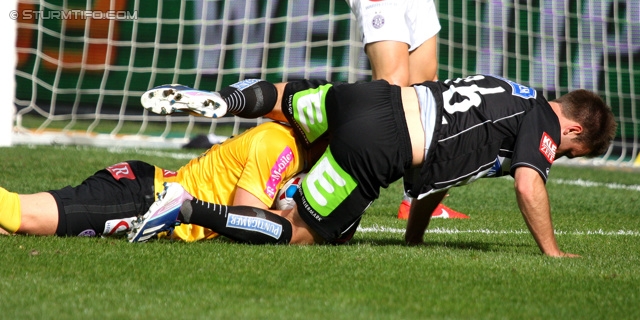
left=11, top=0, right=640, bottom=166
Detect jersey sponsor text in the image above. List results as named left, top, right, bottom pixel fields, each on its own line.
left=539, top=132, right=557, bottom=163
left=265, top=146, right=294, bottom=198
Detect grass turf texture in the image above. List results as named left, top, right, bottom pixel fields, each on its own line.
left=1, top=145, right=639, bottom=319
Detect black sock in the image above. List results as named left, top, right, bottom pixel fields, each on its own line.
left=179, top=199, right=292, bottom=244
left=218, top=79, right=277, bottom=118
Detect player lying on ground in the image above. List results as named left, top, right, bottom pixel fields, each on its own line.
left=135, top=75, right=617, bottom=257
left=0, top=122, right=314, bottom=241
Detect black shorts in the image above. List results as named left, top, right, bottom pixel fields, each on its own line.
left=282, top=80, right=413, bottom=241
left=51, top=161, right=157, bottom=236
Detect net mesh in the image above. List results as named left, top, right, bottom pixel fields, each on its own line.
left=12, top=0, right=640, bottom=165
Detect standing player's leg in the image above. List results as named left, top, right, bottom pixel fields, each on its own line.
left=366, top=40, right=411, bottom=86
left=405, top=0, right=440, bottom=83
left=408, top=35, right=439, bottom=83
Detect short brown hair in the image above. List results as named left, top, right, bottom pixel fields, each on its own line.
left=553, top=90, right=617, bottom=157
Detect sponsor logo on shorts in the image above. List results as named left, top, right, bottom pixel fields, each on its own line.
left=265, top=146, right=295, bottom=198
left=103, top=218, right=133, bottom=236
left=78, top=229, right=96, bottom=237
left=106, top=162, right=136, bottom=180
left=291, top=84, right=331, bottom=145
left=539, top=132, right=557, bottom=163
left=302, top=151, right=358, bottom=217
left=372, top=14, right=385, bottom=29
left=226, top=213, right=282, bottom=239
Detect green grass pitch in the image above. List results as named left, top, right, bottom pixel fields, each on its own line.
left=1, top=145, right=639, bottom=319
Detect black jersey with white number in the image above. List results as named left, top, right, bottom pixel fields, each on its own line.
left=405, top=75, right=561, bottom=198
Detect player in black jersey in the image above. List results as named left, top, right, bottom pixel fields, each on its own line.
left=137, top=75, right=617, bottom=257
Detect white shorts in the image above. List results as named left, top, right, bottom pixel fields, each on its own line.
left=347, top=0, right=441, bottom=52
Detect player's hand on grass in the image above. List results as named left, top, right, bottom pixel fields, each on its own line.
left=404, top=235, right=424, bottom=246
left=559, top=252, right=581, bottom=258
left=546, top=251, right=581, bottom=258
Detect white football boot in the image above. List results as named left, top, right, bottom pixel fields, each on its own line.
left=141, top=84, right=228, bottom=118
left=128, top=182, right=193, bottom=242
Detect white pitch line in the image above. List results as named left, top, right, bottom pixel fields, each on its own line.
left=106, top=147, right=200, bottom=160
left=549, top=178, right=640, bottom=192
left=357, top=225, right=640, bottom=236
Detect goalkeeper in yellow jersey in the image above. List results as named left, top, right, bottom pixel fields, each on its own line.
left=0, top=121, right=311, bottom=241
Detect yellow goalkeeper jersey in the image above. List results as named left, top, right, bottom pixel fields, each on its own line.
left=154, top=122, right=306, bottom=242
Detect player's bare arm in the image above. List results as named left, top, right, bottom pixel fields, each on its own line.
left=513, top=166, right=580, bottom=258
left=233, top=187, right=272, bottom=210
left=405, top=190, right=448, bottom=245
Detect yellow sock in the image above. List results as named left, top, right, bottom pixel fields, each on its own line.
left=0, top=187, right=22, bottom=233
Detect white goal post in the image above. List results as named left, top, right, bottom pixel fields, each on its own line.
left=1, top=0, right=18, bottom=147
left=11, top=0, right=640, bottom=166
